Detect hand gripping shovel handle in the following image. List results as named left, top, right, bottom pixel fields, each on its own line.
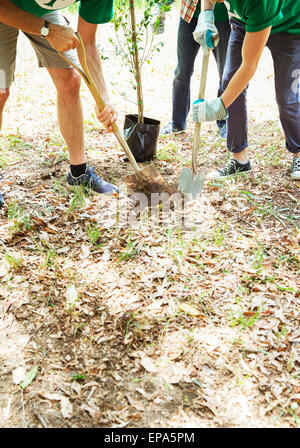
left=57, top=33, right=141, bottom=175
left=192, top=32, right=217, bottom=174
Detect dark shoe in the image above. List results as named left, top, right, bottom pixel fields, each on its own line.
left=0, top=192, right=4, bottom=208
left=207, top=159, right=251, bottom=179
left=67, top=165, right=119, bottom=195
left=291, top=156, right=300, bottom=180
left=159, top=121, right=186, bottom=136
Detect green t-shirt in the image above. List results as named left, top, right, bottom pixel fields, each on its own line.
left=10, top=0, right=114, bottom=24
left=194, top=2, right=228, bottom=23
left=224, top=0, right=300, bottom=35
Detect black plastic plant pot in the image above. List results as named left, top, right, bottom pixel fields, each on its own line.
left=123, top=114, right=160, bottom=162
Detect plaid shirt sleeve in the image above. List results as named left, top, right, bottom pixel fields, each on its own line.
left=180, top=0, right=199, bottom=22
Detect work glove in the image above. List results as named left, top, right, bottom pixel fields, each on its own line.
left=192, top=98, right=228, bottom=122
left=150, top=4, right=166, bottom=34
left=193, top=10, right=219, bottom=55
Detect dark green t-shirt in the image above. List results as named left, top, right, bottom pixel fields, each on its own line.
left=224, top=0, right=300, bottom=35
left=10, top=0, right=114, bottom=24
left=194, top=2, right=228, bottom=23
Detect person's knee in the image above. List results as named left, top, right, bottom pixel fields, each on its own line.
left=0, top=89, right=10, bottom=111
left=57, top=71, right=81, bottom=98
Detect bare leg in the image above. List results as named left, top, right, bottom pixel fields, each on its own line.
left=47, top=67, right=86, bottom=165
left=233, top=148, right=249, bottom=163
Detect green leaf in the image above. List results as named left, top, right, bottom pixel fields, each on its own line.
left=19, top=366, right=39, bottom=389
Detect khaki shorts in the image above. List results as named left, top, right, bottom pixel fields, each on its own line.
left=0, top=11, right=78, bottom=89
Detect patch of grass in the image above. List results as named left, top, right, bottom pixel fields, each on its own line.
left=5, top=134, right=33, bottom=152
left=212, top=223, right=228, bottom=247
left=5, top=252, right=22, bottom=272
left=7, top=200, right=32, bottom=234
left=156, top=142, right=182, bottom=163
left=72, top=373, right=86, bottom=382
left=165, top=227, right=186, bottom=265
left=117, top=237, right=139, bottom=263
left=228, top=308, right=260, bottom=330
left=241, top=191, right=298, bottom=227
left=86, top=222, right=101, bottom=245
left=274, top=326, right=287, bottom=340
left=251, top=244, right=266, bottom=271
left=68, top=185, right=87, bottom=212
left=35, top=238, right=58, bottom=270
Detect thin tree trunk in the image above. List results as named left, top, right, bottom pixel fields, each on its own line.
left=129, top=0, right=144, bottom=124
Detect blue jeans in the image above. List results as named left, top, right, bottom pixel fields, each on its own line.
left=172, top=17, right=231, bottom=130
left=223, top=18, right=300, bottom=154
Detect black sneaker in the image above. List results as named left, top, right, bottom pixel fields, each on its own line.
left=291, top=156, right=300, bottom=180
left=67, top=165, right=119, bottom=195
left=159, top=121, right=186, bottom=136
left=207, top=159, right=251, bottom=179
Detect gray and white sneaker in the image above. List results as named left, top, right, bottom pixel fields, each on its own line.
left=207, top=159, right=252, bottom=179
left=159, top=121, right=186, bottom=136
left=291, top=156, right=300, bottom=180
left=67, top=165, right=119, bottom=195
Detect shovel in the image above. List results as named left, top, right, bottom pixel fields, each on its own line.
left=178, top=33, right=216, bottom=199
left=58, top=33, right=170, bottom=194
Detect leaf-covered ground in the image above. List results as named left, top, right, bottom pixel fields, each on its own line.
left=0, top=9, right=299, bottom=428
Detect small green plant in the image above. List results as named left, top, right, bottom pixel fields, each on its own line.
left=157, top=143, right=183, bottom=162
left=274, top=326, right=287, bottom=340
left=117, top=237, right=139, bottom=263
left=6, top=134, right=33, bottom=151
left=165, top=227, right=186, bottom=265
left=69, top=185, right=87, bottom=212
left=252, top=244, right=266, bottom=271
left=7, top=201, right=32, bottom=234
left=240, top=191, right=297, bottom=226
left=5, top=252, right=22, bottom=271
left=86, top=222, right=101, bottom=245
left=35, top=238, right=58, bottom=269
left=228, top=308, right=260, bottom=330
left=212, top=223, right=227, bottom=247
left=72, top=373, right=86, bottom=382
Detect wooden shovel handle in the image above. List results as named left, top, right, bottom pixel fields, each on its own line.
left=192, top=33, right=218, bottom=174
left=192, top=52, right=210, bottom=173
left=57, top=33, right=141, bottom=173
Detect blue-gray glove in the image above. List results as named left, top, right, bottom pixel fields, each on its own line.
left=193, top=10, right=219, bottom=54
left=150, top=5, right=166, bottom=34
left=192, top=98, right=228, bottom=122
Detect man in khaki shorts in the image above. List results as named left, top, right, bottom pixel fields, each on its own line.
left=0, top=0, right=119, bottom=208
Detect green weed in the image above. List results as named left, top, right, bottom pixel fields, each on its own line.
left=117, top=237, right=139, bottom=263
left=228, top=308, right=260, bottom=330
left=86, top=222, right=101, bottom=245
left=5, top=252, right=22, bottom=271
left=68, top=185, right=87, bottom=212
left=7, top=201, right=32, bottom=234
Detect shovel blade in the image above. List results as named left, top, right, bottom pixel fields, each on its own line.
left=122, top=163, right=170, bottom=194
left=178, top=167, right=205, bottom=199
